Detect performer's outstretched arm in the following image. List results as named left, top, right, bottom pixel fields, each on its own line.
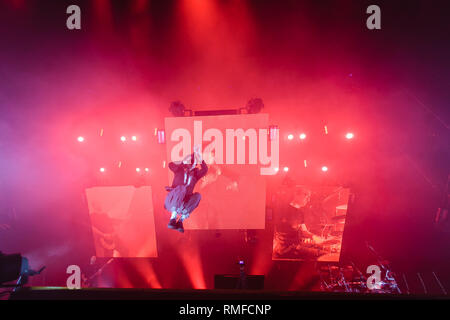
left=168, top=161, right=181, bottom=172
left=193, top=145, right=208, bottom=178
left=197, top=160, right=208, bottom=178
left=169, top=162, right=180, bottom=172
left=168, top=153, right=193, bottom=172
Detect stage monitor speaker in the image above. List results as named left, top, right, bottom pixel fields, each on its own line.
left=214, top=274, right=265, bottom=290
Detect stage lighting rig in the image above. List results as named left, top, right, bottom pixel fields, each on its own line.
left=169, top=101, right=186, bottom=117
left=157, top=129, right=166, bottom=144
left=245, top=98, right=264, bottom=114
left=269, top=125, right=279, bottom=141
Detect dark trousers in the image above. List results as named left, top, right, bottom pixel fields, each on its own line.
left=181, top=193, right=201, bottom=217
left=165, top=185, right=201, bottom=218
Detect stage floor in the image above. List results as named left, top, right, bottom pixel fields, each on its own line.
left=9, top=288, right=449, bottom=300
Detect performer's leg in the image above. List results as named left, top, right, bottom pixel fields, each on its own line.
left=165, top=186, right=187, bottom=230
left=174, top=193, right=200, bottom=233
left=167, top=211, right=179, bottom=230
left=165, top=193, right=178, bottom=229
left=180, top=193, right=202, bottom=221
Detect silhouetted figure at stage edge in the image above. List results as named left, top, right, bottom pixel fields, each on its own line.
left=164, top=145, right=208, bottom=233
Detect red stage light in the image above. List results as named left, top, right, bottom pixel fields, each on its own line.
left=157, top=130, right=165, bottom=144
left=274, top=167, right=279, bottom=173
left=136, top=168, right=141, bottom=173
left=145, top=168, right=149, bottom=172
left=131, top=136, right=137, bottom=141
left=269, top=125, right=279, bottom=141
left=77, top=136, right=84, bottom=142
left=346, top=132, right=354, bottom=139
left=287, top=134, right=294, bottom=140
left=120, top=136, right=127, bottom=142
left=299, top=133, right=307, bottom=140
left=283, top=167, right=289, bottom=172
left=321, top=166, right=328, bottom=172
left=99, top=168, right=105, bottom=173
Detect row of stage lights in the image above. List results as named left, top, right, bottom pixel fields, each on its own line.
left=99, top=167, right=150, bottom=173
left=77, top=131, right=354, bottom=144
left=97, top=166, right=328, bottom=175
left=286, top=132, right=354, bottom=141
left=97, top=165, right=328, bottom=175
left=78, top=135, right=150, bottom=175
left=97, top=165, right=329, bottom=174
left=77, top=128, right=166, bottom=144
left=274, top=165, right=329, bottom=173
left=78, top=131, right=161, bottom=176
left=78, top=128, right=351, bottom=175
left=280, top=130, right=354, bottom=174
left=78, top=135, right=140, bottom=143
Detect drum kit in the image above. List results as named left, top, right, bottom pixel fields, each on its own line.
left=319, top=264, right=368, bottom=293
left=312, top=214, right=347, bottom=256
left=318, top=263, right=401, bottom=294
left=318, top=244, right=402, bottom=294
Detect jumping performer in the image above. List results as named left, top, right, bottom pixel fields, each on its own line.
left=164, top=145, right=208, bottom=233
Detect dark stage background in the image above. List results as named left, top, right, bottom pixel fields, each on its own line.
left=0, top=0, right=449, bottom=291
